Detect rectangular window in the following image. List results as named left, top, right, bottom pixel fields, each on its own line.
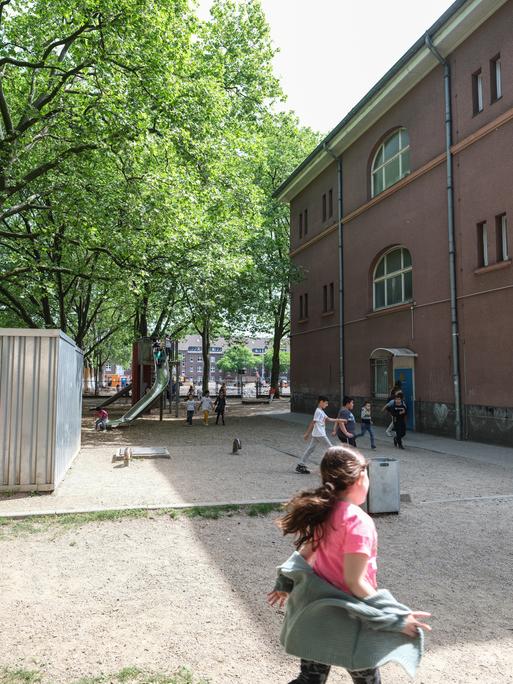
left=496, top=214, right=509, bottom=261
left=329, top=282, right=334, bottom=311
left=328, top=189, right=333, bottom=218
left=304, top=292, right=309, bottom=318
left=322, top=285, right=328, bottom=313
left=372, top=359, right=389, bottom=398
left=490, top=55, right=502, bottom=102
left=299, top=212, right=303, bottom=239
left=472, top=70, right=484, bottom=114
left=304, top=208, right=308, bottom=235
left=477, top=221, right=488, bottom=267
left=299, top=294, right=304, bottom=320
left=322, top=194, right=327, bottom=222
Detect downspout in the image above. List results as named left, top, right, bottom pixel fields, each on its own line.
left=324, top=143, right=345, bottom=403
left=425, top=33, right=463, bottom=440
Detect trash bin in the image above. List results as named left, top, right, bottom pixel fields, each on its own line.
left=367, top=457, right=400, bottom=514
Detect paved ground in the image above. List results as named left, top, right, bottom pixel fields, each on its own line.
left=0, top=400, right=511, bottom=516
left=0, top=401, right=512, bottom=683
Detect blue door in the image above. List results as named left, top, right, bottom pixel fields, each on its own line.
left=394, top=368, right=415, bottom=430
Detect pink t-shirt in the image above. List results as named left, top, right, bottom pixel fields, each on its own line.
left=313, top=501, right=378, bottom=594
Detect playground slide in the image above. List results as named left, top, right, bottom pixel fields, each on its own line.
left=90, top=383, right=132, bottom=410
left=108, top=361, right=169, bottom=429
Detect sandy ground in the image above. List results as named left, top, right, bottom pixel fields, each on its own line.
left=1, top=403, right=512, bottom=683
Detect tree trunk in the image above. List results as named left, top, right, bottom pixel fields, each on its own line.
left=200, top=318, right=211, bottom=394
left=270, top=290, right=288, bottom=398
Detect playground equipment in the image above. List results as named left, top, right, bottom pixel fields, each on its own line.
left=108, top=356, right=170, bottom=428
left=107, top=337, right=180, bottom=429
left=0, top=328, right=83, bottom=492
left=90, top=382, right=132, bottom=411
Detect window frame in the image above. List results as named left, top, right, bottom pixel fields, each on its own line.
left=322, top=193, right=327, bottom=222
left=472, top=69, right=484, bottom=115
left=299, top=212, right=303, bottom=239
left=373, top=247, right=413, bottom=311
left=371, top=128, right=411, bottom=198
left=477, top=221, right=489, bottom=267
left=328, top=189, right=333, bottom=218
left=490, top=54, right=502, bottom=102
left=304, top=208, right=308, bottom=235
left=496, top=214, right=509, bottom=261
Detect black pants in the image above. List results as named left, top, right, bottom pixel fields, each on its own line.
left=337, top=434, right=357, bottom=448
left=215, top=410, right=225, bottom=425
left=290, top=659, right=381, bottom=684
left=394, top=419, right=406, bottom=447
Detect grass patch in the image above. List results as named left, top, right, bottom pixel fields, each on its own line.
left=0, top=668, right=41, bottom=684
left=71, top=667, right=208, bottom=684
left=0, top=502, right=284, bottom=538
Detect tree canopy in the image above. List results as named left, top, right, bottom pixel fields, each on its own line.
left=0, top=0, right=320, bottom=382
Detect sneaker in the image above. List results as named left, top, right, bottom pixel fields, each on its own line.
left=295, top=464, right=310, bottom=474
left=393, top=437, right=398, bottom=447
left=371, top=445, right=377, bottom=449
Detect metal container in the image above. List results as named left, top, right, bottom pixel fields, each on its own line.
left=0, top=329, right=83, bottom=492
left=367, top=457, right=400, bottom=514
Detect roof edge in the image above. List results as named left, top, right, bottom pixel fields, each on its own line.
left=274, top=0, right=470, bottom=202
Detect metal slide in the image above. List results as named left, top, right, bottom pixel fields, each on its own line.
left=108, top=360, right=169, bottom=429
left=90, top=383, right=132, bottom=411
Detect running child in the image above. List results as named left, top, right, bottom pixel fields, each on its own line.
left=384, top=391, right=407, bottom=449
left=269, top=446, right=431, bottom=683
left=355, top=399, right=376, bottom=449
left=296, top=396, right=350, bottom=475
left=333, top=396, right=357, bottom=447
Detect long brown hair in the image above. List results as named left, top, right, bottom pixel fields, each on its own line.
left=278, top=446, right=365, bottom=550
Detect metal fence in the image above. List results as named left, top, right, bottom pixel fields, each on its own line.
left=0, top=329, right=83, bottom=492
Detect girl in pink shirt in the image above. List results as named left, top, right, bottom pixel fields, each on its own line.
left=269, top=446, right=431, bottom=684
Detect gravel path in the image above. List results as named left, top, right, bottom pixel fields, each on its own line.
left=1, top=403, right=512, bottom=683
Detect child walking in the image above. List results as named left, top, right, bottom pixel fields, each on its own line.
left=199, top=391, right=213, bottom=425
left=296, top=396, right=346, bottom=475
left=214, top=389, right=227, bottom=425
left=185, top=394, right=196, bottom=426
left=356, top=400, right=376, bottom=449
left=384, top=391, right=407, bottom=449
left=269, top=446, right=431, bottom=683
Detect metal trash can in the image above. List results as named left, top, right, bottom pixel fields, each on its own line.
left=367, top=457, right=400, bottom=514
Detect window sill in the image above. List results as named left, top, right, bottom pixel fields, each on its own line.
left=321, top=310, right=335, bottom=317
left=474, top=259, right=511, bottom=275
left=366, top=301, right=413, bottom=318
left=298, top=318, right=309, bottom=324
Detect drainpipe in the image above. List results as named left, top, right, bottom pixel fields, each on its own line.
left=425, top=33, right=463, bottom=440
left=324, top=143, right=345, bottom=403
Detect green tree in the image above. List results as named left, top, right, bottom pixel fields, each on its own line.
left=263, top=348, right=289, bottom=375
left=241, top=112, right=321, bottom=393
left=217, top=344, right=258, bottom=374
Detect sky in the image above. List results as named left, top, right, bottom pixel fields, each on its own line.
left=196, top=0, right=456, bottom=134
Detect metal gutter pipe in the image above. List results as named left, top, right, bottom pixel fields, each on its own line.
left=425, top=33, right=463, bottom=440
left=324, top=144, right=345, bottom=403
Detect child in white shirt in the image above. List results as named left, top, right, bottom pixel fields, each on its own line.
left=199, top=391, right=214, bottom=425
left=296, top=396, right=349, bottom=474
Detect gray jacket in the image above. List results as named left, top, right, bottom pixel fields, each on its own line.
left=274, top=552, right=423, bottom=678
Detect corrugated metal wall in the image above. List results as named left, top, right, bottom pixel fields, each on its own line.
left=0, top=329, right=83, bottom=491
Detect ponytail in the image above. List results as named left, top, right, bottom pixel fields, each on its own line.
left=277, top=446, right=364, bottom=549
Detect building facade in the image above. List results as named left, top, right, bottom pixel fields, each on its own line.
left=177, top=335, right=285, bottom=385
left=277, top=0, right=513, bottom=446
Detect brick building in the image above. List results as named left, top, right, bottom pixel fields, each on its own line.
left=276, top=0, right=513, bottom=445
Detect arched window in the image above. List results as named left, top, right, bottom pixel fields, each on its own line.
left=371, top=128, right=410, bottom=197
left=373, top=247, right=412, bottom=310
